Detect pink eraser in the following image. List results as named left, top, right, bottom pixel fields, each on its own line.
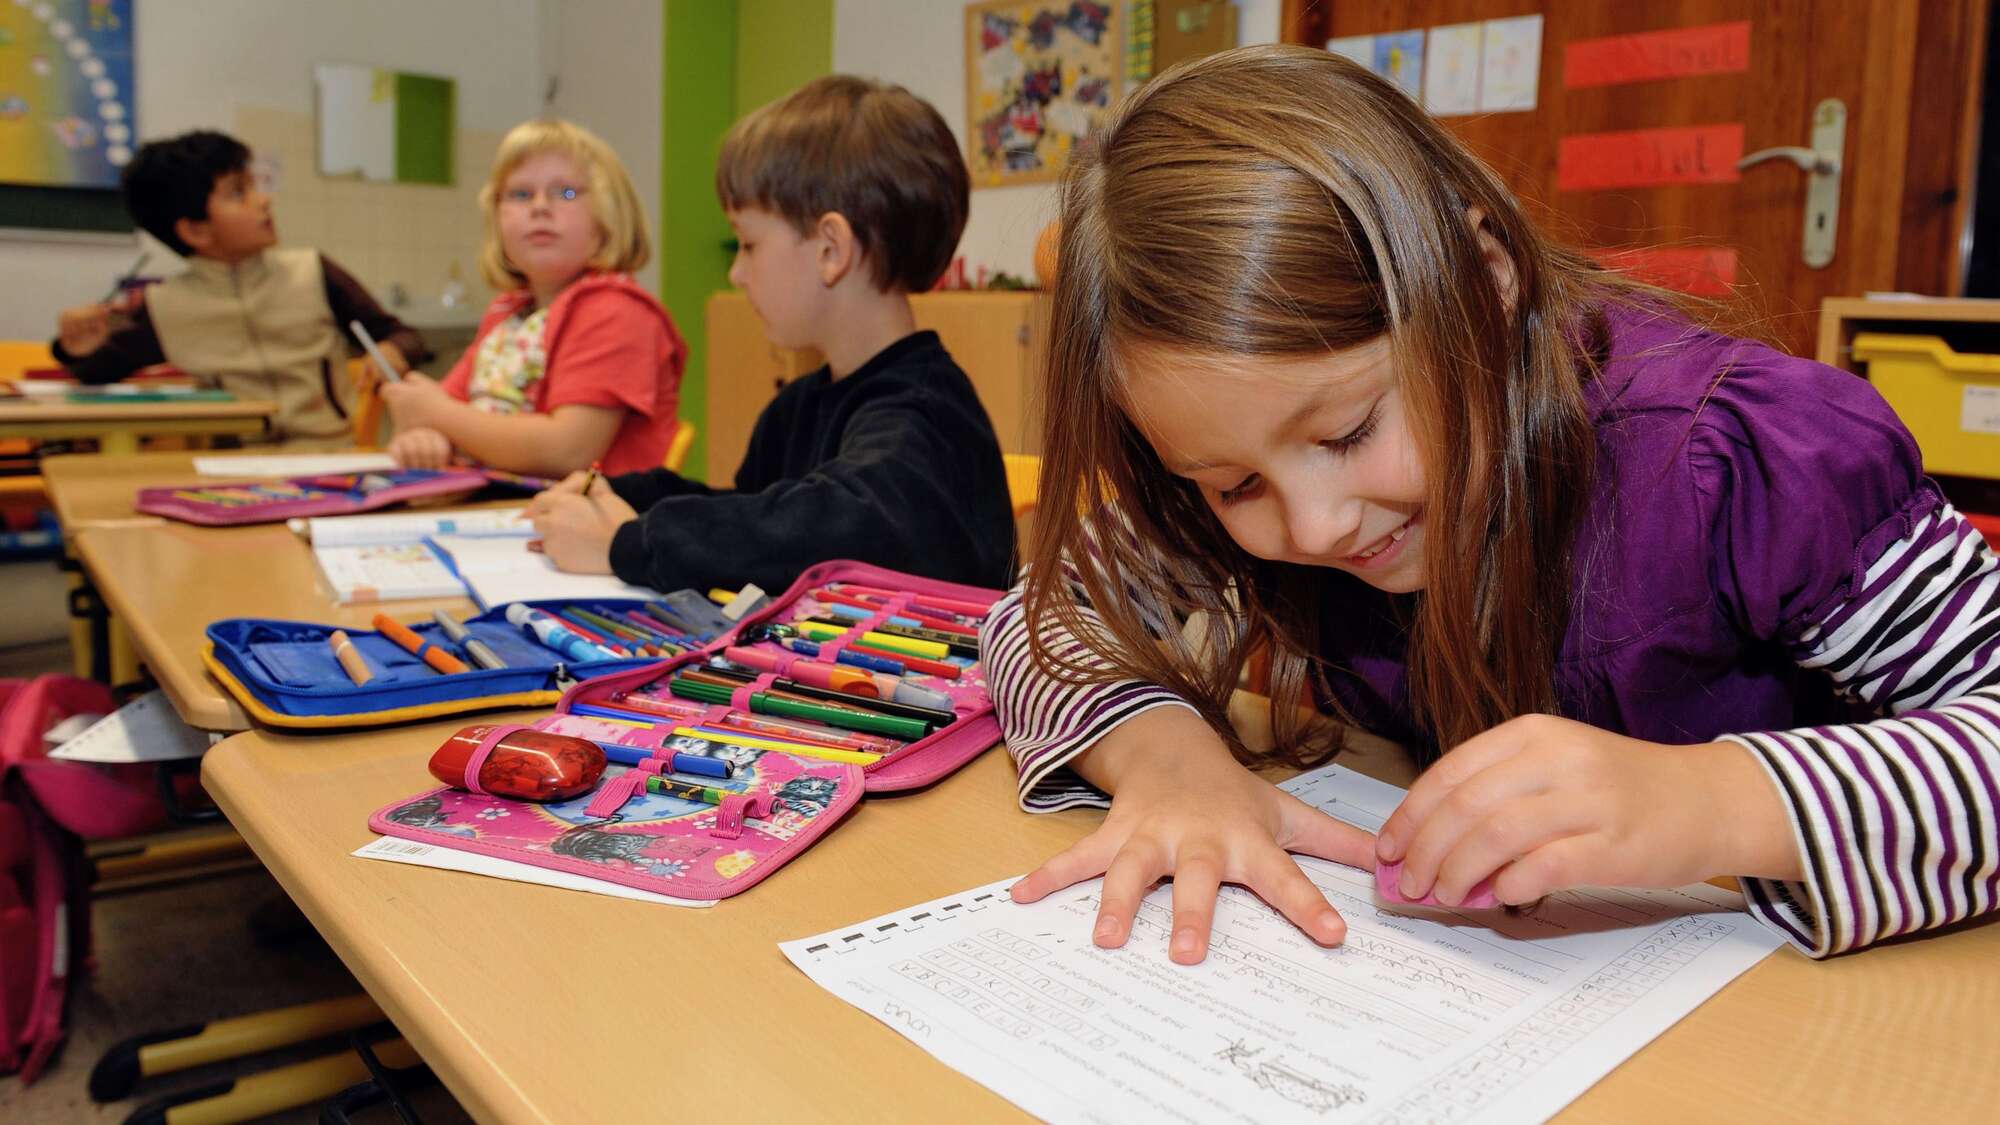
left=1375, top=861, right=1501, bottom=909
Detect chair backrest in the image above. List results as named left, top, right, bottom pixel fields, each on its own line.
left=348, top=358, right=386, bottom=449
left=1003, top=453, right=1041, bottom=520
left=663, top=419, right=696, bottom=473
left=0, top=342, right=57, bottom=385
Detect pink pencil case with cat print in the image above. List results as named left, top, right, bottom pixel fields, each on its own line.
left=367, top=560, right=1006, bottom=900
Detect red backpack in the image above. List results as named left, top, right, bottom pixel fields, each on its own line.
left=0, top=676, right=169, bottom=1083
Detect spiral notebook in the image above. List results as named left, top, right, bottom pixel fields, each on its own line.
left=782, top=763, right=1784, bottom=1124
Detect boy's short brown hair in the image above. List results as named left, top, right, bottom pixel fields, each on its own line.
left=717, top=76, right=969, bottom=293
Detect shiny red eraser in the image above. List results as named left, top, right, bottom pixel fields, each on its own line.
left=428, top=724, right=606, bottom=802
left=1374, top=860, right=1501, bottom=909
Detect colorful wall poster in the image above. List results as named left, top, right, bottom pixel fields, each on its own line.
left=0, top=0, right=135, bottom=189
left=965, top=0, right=1121, bottom=187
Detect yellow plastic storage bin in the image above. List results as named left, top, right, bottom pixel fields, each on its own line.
left=1851, top=333, right=2000, bottom=479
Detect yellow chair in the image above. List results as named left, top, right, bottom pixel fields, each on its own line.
left=1003, top=453, right=1041, bottom=519
left=348, top=357, right=388, bottom=448
left=663, top=419, right=696, bottom=473
left=0, top=339, right=59, bottom=383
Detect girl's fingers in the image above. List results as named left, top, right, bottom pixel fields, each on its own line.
left=1276, top=798, right=1380, bottom=869
left=1167, top=850, right=1225, bottom=963
left=1093, top=840, right=1168, bottom=949
left=1376, top=724, right=1533, bottom=863
left=1392, top=760, right=1551, bottom=902
left=1428, top=794, right=1586, bottom=907
left=1490, top=833, right=1604, bottom=905
left=1243, top=843, right=1346, bottom=945
left=1010, top=830, right=1121, bottom=904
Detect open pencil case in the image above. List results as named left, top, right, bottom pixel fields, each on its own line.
left=135, top=467, right=552, bottom=526
left=202, top=598, right=661, bottom=727
left=366, top=560, right=1007, bottom=899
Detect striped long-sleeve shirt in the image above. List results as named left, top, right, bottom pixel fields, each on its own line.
left=980, top=502, right=2000, bottom=958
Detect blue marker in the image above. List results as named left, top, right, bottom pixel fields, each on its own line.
left=585, top=739, right=734, bottom=779
left=821, top=602, right=927, bottom=630
left=506, top=604, right=620, bottom=662
left=770, top=635, right=905, bottom=676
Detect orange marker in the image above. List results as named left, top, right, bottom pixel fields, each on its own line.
left=372, top=613, right=470, bottom=674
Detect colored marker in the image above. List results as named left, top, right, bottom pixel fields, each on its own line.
left=768, top=635, right=912, bottom=676
left=666, top=676, right=929, bottom=740
left=722, top=645, right=883, bottom=697
left=328, top=630, right=373, bottom=685
left=810, top=615, right=979, bottom=657
left=644, top=775, right=734, bottom=806
left=792, top=620, right=948, bottom=660
left=507, top=604, right=621, bottom=662
left=431, top=611, right=508, bottom=670
left=552, top=610, right=633, bottom=655
left=675, top=726, right=881, bottom=766
left=831, top=583, right=994, bottom=619
left=372, top=613, right=469, bottom=674
left=585, top=740, right=735, bottom=779
left=811, top=587, right=977, bottom=634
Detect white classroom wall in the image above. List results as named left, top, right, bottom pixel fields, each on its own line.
left=830, top=0, right=1280, bottom=280
left=0, top=0, right=547, bottom=341
left=544, top=0, right=664, bottom=297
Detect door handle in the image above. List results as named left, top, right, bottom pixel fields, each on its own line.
left=1733, top=98, right=1846, bottom=269
left=1735, top=146, right=1839, bottom=176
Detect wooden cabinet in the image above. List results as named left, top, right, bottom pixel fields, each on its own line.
left=703, top=290, right=1047, bottom=482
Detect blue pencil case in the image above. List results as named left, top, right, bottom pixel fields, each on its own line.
left=201, top=599, right=663, bottom=728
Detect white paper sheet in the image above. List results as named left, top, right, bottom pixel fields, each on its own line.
left=49, top=690, right=214, bottom=762
left=297, top=507, right=530, bottom=548
left=193, top=453, right=399, bottom=477
left=352, top=836, right=714, bottom=907
left=782, top=763, right=1782, bottom=1124
left=428, top=533, right=654, bottom=609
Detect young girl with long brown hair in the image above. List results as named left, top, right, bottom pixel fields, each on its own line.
left=985, top=45, right=2000, bottom=964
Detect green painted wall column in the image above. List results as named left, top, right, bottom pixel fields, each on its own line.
left=661, top=0, right=739, bottom=482
left=661, top=0, right=832, bottom=481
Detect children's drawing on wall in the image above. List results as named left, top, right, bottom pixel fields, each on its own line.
left=0, top=0, right=135, bottom=188
left=964, top=0, right=1120, bottom=187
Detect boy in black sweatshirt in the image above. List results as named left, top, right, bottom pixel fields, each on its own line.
left=528, top=75, right=1014, bottom=594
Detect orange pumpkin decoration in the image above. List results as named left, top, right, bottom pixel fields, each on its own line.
left=1033, top=220, right=1061, bottom=288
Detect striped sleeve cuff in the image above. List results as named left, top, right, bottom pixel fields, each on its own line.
left=1723, top=686, right=2000, bottom=957
left=980, top=584, right=1199, bottom=813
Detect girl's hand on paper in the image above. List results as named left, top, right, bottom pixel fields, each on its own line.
left=1373, top=715, right=1802, bottom=908
left=528, top=486, right=635, bottom=575
left=387, top=426, right=453, bottom=470
left=1009, top=707, right=1376, bottom=966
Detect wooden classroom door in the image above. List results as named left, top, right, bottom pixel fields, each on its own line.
left=1285, top=2, right=1980, bottom=358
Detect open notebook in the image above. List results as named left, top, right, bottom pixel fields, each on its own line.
left=428, top=533, right=655, bottom=608
left=308, top=509, right=530, bottom=604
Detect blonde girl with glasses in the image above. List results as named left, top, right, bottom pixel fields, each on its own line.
left=384, top=119, right=684, bottom=477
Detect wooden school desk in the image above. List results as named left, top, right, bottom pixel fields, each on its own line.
left=71, top=520, right=484, bottom=731
left=0, top=396, right=277, bottom=455
left=199, top=698, right=2000, bottom=1124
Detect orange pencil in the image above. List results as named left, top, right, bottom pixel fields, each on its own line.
left=371, top=613, right=470, bottom=674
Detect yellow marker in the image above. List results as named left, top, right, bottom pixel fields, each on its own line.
left=707, top=588, right=736, bottom=606
left=794, top=621, right=949, bottom=660
left=671, top=725, right=880, bottom=766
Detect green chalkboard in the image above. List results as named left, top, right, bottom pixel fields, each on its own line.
left=0, top=183, right=132, bottom=234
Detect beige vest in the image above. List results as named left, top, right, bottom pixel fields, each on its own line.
left=146, top=248, right=355, bottom=446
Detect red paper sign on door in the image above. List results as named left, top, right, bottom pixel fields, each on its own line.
left=1564, top=22, right=1751, bottom=89
left=1557, top=124, right=1744, bottom=191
